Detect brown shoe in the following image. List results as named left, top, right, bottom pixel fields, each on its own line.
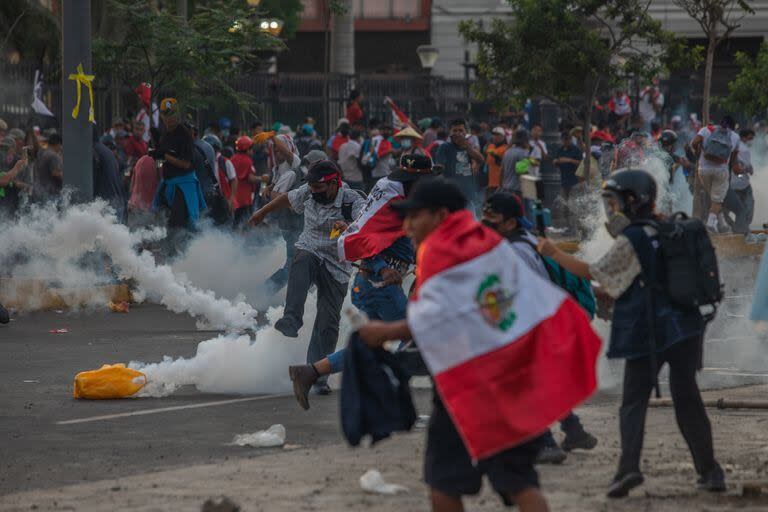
left=289, top=365, right=319, bottom=410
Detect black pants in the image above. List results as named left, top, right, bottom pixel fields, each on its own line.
left=283, top=250, right=347, bottom=385
left=617, top=336, right=717, bottom=477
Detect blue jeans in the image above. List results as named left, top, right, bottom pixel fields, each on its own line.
left=267, top=229, right=299, bottom=292
left=327, top=272, right=408, bottom=373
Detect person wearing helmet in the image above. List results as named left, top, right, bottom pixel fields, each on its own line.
left=538, top=169, right=725, bottom=499
left=231, top=135, right=259, bottom=227
left=249, top=160, right=368, bottom=395
left=659, top=129, right=693, bottom=185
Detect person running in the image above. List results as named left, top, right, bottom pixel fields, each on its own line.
left=287, top=154, right=437, bottom=409
left=537, top=169, right=725, bottom=498
left=357, top=178, right=600, bottom=512
left=248, top=160, right=366, bottom=394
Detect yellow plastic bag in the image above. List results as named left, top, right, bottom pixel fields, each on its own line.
left=73, top=363, right=147, bottom=399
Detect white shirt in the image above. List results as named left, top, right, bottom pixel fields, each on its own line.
left=638, top=88, right=664, bottom=122
left=271, top=154, right=301, bottom=193
left=338, top=139, right=364, bottom=183
left=528, top=139, right=548, bottom=178
left=697, top=126, right=740, bottom=173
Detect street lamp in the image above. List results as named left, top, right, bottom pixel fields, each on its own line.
left=259, top=18, right=284, bottom=37
left=416, top=45, right=439, bottom=70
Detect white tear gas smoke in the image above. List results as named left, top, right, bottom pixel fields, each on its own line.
left=170, top=229, right=286, bottom=311
left=131, top=291, right=357, bottom=396
left=0, top=200, right=257, bottom=329
left=576, top=139, right=693, bottom=262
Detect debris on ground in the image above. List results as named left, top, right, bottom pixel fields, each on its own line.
left=201, top=496, right=240, bottom=512
left=48, top=328, right=69, bottom=334
left=73, top=363, right=147, bottom=399
left=232, top=424, right=286, bottom=447
left=108, top=301, right=130, bottom=313
left=359, top=469, right=408, bottom=495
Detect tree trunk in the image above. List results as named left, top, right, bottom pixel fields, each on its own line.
left=330, top=0, right=354, bottom=75
left=176, top=0, right=188, bottom=20
left=702, top=34, right=716, bottom=125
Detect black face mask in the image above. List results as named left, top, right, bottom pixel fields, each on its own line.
left=481, top=218, right=501, bottom=231
left=312, top=191, right=334, bottom=205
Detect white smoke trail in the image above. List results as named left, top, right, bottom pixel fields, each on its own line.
left=0, top=200, right=258, bottom=329
left=131, top=290, right=358, bottom=397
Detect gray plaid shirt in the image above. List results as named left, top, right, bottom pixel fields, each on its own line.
left=287, top=183, right=366, bottom=283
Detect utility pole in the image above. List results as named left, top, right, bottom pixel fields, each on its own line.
left=61, top=0, right=93, bottom=201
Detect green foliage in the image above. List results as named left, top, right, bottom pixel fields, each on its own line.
left=721, top=42, right=768, bottom=117
left=93, top=0, right=281, bottom=115
left=0, top=0, right=60, bottom=63
left=460, top=0, right=691, bottom=115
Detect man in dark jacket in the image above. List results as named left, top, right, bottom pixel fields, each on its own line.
left=537, top=169, right=725, bottom=498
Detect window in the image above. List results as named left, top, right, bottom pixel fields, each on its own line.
left=300, top=0, right=424, bottom=20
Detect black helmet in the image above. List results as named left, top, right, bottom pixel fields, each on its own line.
left=602, top=168, right=657, bottom=218
left=659, top=129, right=677, bottom=147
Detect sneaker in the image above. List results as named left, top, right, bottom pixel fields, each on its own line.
left=607, top=472, right=644, bottom=498
left=288, top=365, right=319, bottom=410
left=697, top=465, right=726, bottom=492
left=274, top=317, right=299, bottom=338
left=717, top=214, right=732, bottom=234
left=562, top=430, right=598, bottom=452
left=536, top=445, right=567, bottom=465
left=312, top=382, right=332, bottom=395
left=746, top=233, right=760, bottom=245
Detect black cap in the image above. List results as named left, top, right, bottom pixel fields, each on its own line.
left=306, top=159, right=341, bottom=183
left=484, top=190, right=525, bottom=219
left=389, top=153, right=435, bottom=183
left=391, top=177, right=467, bottom=214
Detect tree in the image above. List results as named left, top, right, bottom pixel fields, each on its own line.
left=721, top=41, right=768, bottom=118
left=0, top=0, right=60, bottom=64
left=92, top=0, right=282, bottom=117
left=673, top=0, right=754, bottom=124
left=460, top=0, right=689, bottom=179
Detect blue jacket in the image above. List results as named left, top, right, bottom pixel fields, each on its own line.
left=607, top=224, right=704, bottom=359
left=341, top=333, right=416, bottom=447
left=153, top=172, right=207, bottom=227
left=751, top=242, right=768, bottom=322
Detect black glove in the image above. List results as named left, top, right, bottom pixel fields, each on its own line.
left=148, top=147, right=165, bottom=159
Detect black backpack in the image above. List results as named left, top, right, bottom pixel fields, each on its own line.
left=634, top=213, right=723, bottom=319
left=192, top=144, right=218, bottom=195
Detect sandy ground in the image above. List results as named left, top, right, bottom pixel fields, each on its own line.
left=2, top=385, right=768, bottom=512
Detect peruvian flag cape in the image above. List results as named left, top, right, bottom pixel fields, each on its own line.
left=338, top=177, right=406, bottom=262
left=408, top=211, right=602, bottom=461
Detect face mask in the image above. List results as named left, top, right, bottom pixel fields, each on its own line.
left=312, top=191, right=334, bottom=205
left=400, top=139, right=412, bottom=149
left=604, top=211, right=631, bottom=238
left=481, top=218, right=501, bottom=231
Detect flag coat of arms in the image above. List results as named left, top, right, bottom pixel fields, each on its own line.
left=338, top=177, right=406, bottom=262
left=408, top=210, right=602, bottom=461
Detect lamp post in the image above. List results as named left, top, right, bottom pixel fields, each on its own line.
left=417, top=45, right=439, bottom=116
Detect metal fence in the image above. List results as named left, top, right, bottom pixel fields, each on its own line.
left=0, top=63, right=490, bottom=135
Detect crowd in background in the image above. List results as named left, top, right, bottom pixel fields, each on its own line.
left=0, top=82, right=765, bottom=242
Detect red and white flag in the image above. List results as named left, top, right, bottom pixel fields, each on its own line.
left=384, top=96, right=410, bottom=131
left=338, top=177, right=406, bottom=262
left=408, top=210, right=601, bottom=461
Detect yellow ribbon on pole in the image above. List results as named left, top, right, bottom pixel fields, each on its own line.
left=68, top=63, right=96, bottom=123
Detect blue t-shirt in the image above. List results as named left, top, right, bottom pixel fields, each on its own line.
left=555, top=144, right=583, bottom=189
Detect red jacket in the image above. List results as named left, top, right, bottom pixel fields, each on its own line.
left=231, top=152, right=256, bottom=209
left=123, top=135, right=148, bottom=159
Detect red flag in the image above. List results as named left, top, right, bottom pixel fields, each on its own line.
left=408, top=211, right=602, bottom=460
left=338, top=177, right=405, bottom=261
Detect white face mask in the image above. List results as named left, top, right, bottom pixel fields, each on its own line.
left=400, top=139, right=413, bottom=149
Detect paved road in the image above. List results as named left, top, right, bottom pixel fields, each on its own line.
left=0, top=304, right=430, bottom=496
